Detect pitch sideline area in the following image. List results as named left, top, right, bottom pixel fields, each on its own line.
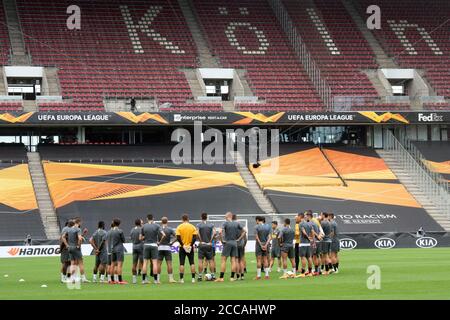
left=0, top=248, right=449, bottom=300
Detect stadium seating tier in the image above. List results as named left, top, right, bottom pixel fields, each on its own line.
left=15, top=0, right=198, bottom=111
left=193, top=0, right=324, bottom=110
left=357, top=0, right=450, bottom=100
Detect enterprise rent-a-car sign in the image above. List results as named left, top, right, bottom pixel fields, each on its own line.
left=1, top=111, right=450, bottom=126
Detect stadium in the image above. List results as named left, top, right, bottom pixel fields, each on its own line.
left=0, top=0, right=449, bottom=301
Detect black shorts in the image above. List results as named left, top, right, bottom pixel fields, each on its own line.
left=158, top=250, right=172, bottom=261
left=60, top=248, right=70, bottom=263
left=198, top=244, right=214, bottom=260
left=299, top=245, right=311, bottom=258
left=112, top=251, right=124, bottom=262
left=68, top=246, right=82, bottom=261
left=237, top=245, right=245, bottom=259
left=281, top=246, right=295, bottom=259
left=95, top=251, right=108, bottom=265
left=271, top=247, right=281, bottom=259
left=107, top=254, right=112, bottom=265
left=255, top=244, right=270, bottom=257
left=331, top=240, right=340, bottom=253
left=222, top=242, right=238, bottom=258
left=321, top=242, right=331, bottom=255
left=312, top=242, right=321, bottom=256
left=132, top=247, right=143, bottom=264
left=144, top=245, right=159, bottom=260
left=179, top=247, right=195, bottom=266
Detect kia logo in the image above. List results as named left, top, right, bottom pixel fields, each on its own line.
left=340, top=238, right=357, bottom=250
left=416, top=237, right=437, bottom=248
left=374, top=238, right=396, bottom=249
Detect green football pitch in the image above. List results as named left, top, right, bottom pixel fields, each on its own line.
left=0, top=248, right=449, bottom=300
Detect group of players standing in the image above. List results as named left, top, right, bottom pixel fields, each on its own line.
left=59, top=210, right=340, bottom=284
left=264, top=210, right=340, bottom=279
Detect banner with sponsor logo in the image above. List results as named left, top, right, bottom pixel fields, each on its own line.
left=339, top=232, right=450, bottom=250
left=0, top=111, right=449, bottom=126
left=1, top=234, right=450, bottom=258
left=0, top=241, right=258, bottom=258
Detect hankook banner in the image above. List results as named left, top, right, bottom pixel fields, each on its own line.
left=1, top=234, right=449, bottom=257
left=0, top=111, right=449, bottom=126
left=0, top=241, right=256, bottom=258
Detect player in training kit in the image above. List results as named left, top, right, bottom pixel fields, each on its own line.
left=130, top=219, right=143, bottom=284
left=215, top=212, right=245, bottom=282
left=206, top=228, right=220, bottom=274
left=75, top=217, right=89, bottom=282
left=269, top=221, right=282, bottom=273
left=158, top=217, right=177, bottom=283
left=89, top=221, right=108, bottom=283
left=234, top=214, right=247, bottom=280
left=176, top=214, right=198, bottom=283
left=330, top=213, right=340, bottom=273
left=278, top=218, right=296, bottom=279
left=110, top=218, right=127, bottom=284
left=294, top=214, right=301, bottom=272
left=196, top=213, right=216, bottom=281
left=297, top=212, right=314, bottom=278
left=141, top=214, right=165, bottom=284
left=254, top=216, right=272, bottom=280
left=310, top=212, right=323, bottom=275
left=319, top=212, right=333, bottom=275
left=59, top=220, right=71, bottom=283
left=62, top=218, right=89, bottom=283
left=105, top=222, right=114, bottom=283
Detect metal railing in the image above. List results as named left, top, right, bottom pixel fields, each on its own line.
left=383, top=130, right=450, bottom=219
left=397, top=132, right=450, bottom=189
left=268, top=0, right=332, bottom=111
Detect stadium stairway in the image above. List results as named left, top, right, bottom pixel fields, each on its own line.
left=0, top=67, right=6, bottom=95
left=27, top=152, right=60, bottom=239
left=2, top=0, right=29, bottom=65
left=43, top=67, right=61, bottom=96
left=232, top=151, right=277, bottom=215
left=22, top=100, right=37, bottom=112
left=178, top=0, right=219, bottom=68
left=342, top=0, right=398, bottom=69
left=377, top=150, right=450, bottom=231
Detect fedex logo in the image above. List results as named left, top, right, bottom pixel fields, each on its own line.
left=418, top=113, right=444, bottom=122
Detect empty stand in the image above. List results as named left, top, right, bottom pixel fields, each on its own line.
left=413, top=141, right=450, bottom=181
left=250, top=144, right=343, bottom=187
left=283, top=0, right=379, bottom=108
left=38, top=144, right=176, bottom=162
left=423, top=102, right=450, bottom=110
left=0, top=212, right=46, bottom=241
left=193, top=0, right=324, bottom=111
left=261, top=145, right=444, bottom=232
left=0, top=2, right=10, bottom=65
left=42, top=159, right=263, bottom=233
left=0, top=143, right=28, bottom=162
left=15, top=0, right=199, bottom=111
left=357, top=0, right=450, bottom=102
left=0, top=102, right=23, bottom=112
left=0, top=144, right=46, bottom=240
